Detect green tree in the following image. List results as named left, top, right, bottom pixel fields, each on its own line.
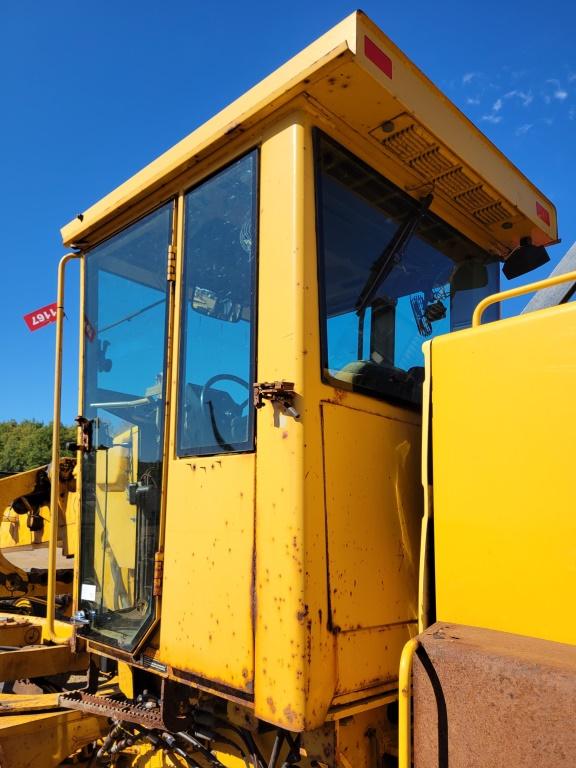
left=0, top=421, right=76, bottom=473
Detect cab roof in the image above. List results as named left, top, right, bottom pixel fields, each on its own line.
left=61, top=11, right=557, bottom=255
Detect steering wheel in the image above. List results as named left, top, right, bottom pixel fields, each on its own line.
left=198, top=375, right=251, bottom=451
left=199, top=374, right=251, bottom=413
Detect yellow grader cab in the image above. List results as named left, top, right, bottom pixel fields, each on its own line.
left=1, top=10, right=574, bottom=768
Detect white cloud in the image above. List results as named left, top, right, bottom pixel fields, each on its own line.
left=569, top=73, right=576, bottom=82
left=504, top=89, right=533, bottom=107
left=462, top=72, right=479, bottom=85
left=546, top=78, right=569, bottom=101
left=466, top=96, right=481, bottom=105
left=481, top=114, right=503, bottom=124
left=569, top=106, right=575, bottom=120
left=492, top=98, right=503, bottom=112
left=515, top=124, right=533, bottom=135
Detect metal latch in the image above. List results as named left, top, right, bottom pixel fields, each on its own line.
left=253, top=380, right=300, bottom=419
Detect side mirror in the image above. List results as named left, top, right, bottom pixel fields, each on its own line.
left=503, top=237, right=550, bottom=280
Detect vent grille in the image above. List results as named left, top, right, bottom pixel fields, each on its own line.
left=371, top=117, right=514, bottom=229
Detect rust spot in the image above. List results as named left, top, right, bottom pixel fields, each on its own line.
left=282, top=430, right=289, bottom=439
left=297, top=605, right=309, bottom=622
left=242, top=668, right=249, bottom=679
left=224, top=123, right=244, bottom=136
left=331, top=388, right=347, bottom=404
left=283, top=704, right=297, bottom=725
left=267, top=696, right=276, bottom=714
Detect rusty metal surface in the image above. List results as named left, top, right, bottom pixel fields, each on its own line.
left=0, top=643, right=88, bottom=681
left=60, top=690, right=166, bottom=729
left=413, top=622, right=576, bottom=767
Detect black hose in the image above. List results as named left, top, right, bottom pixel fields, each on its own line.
left=177, top=730, right=229, bottom=768
left=238, top=727, right=268, bottom=768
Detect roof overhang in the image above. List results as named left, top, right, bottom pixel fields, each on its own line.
left=61, top=11, right=557, bottom=258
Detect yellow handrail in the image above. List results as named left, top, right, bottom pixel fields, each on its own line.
left=398, top=637, right=419, bottom=768
left=46, top=252, right=81, bottom=644
left=472, top=269, right=576, bottom=327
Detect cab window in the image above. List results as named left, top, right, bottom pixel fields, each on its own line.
left=315, top=131, right=499, bottom=406
left=177, top=151, right=258, bottom=456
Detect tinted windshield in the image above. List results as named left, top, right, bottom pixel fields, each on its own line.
left=316, top=132, right=499, bottom=406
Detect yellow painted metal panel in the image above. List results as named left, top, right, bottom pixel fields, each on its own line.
left=322, top=402, right=421, bottom=631
left=0, top=707, right=107, bottom=768
left=159, top=454, right=255, bottom=691
left=335, top=624, right=414, bottom=695
left=254, top=117, right=313, bottom=730
left=431, top=303, right=576, bottom=644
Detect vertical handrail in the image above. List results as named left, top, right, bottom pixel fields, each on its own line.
left=398, top=637, right=420, bottom=768
left=46, top=252, right=81, bottom=643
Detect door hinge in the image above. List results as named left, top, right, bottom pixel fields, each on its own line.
left=167, top=246, right=176, bottom=283
left=153, top=551, right=164, bottom=597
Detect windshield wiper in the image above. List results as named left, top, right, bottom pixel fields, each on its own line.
left=355, top=193, right=433, bottom=315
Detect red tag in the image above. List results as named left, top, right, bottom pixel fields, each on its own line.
left=536, top=201, right=551, bottom=226
left=23, top=302, right=58, bottom=332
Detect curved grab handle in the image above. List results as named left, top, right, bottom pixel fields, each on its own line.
left=472, top=269, right=576, bottom=327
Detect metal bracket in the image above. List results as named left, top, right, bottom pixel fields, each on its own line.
left=253, top=380, right=300, bottom=419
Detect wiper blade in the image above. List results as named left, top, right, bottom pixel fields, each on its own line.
left=355, top=193, right=433, bottom=315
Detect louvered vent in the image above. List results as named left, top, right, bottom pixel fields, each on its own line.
left=370, top=117, right=514, bottom=229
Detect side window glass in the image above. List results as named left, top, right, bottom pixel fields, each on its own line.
left=177, top=151, right=258, bottom=456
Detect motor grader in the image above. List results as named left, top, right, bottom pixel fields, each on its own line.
left=1, top=10, right=574, bottom=768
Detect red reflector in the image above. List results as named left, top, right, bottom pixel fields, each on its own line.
left=23, top=302, right=57, bottom=332
left=536, top=202, right=551, bottom=226
left=364, top=37, right=393, bottom=79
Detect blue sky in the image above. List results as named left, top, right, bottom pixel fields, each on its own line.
left=1, top=0, right=574, bottom=423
